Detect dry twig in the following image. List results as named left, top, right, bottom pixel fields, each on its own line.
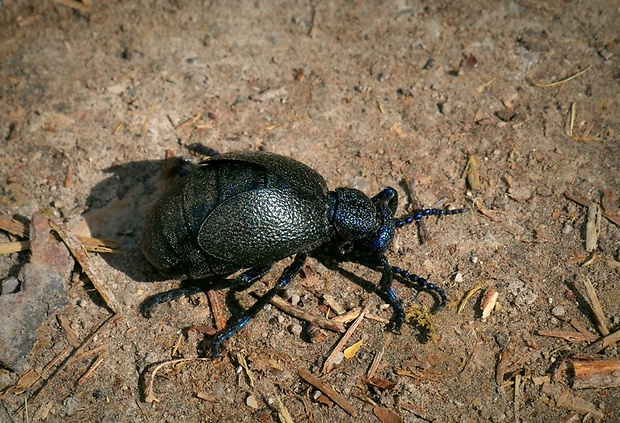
left=298, top=369, right=358, bottom=417
left=322, top=301, right=371, bottom=374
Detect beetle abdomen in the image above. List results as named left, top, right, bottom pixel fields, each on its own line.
left=141, top=153, right=332, bottom=279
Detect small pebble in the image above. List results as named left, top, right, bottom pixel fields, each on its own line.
left=471, top=256, right=479, bottom=264
left=290, top=294, right=301, bottom=306
left=454, top=273, right=464, bottom=283
left=1, top=276, right=19, bottom=294
left=246, top=395, right=259, bottom=409
left=288, top=323, right=303, bottom=337
left=562, top=224, right=573, bottom=234
left=332, top=351, right=344, bottom=367
left=551, top=305, right=566, bottom=317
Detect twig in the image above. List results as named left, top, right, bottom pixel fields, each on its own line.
left=49, top=220, right=120, bottom=313
left=142, top=358, right=211, bottom=403
left=260, top=293, right=345, bottom=333
left=367, top=346, right=385, bottom=379
left=537, top=330, right=597, bottom=343
left=298, top=369, right=358, bottom=417
left=0, top=240, right=30, bottom=254
left=532, top=64, right=592, bottom=87
left=77, top=355, right=104, bottom=385
left=19, top=314, right=121, bottom=411
left=578, top=271, right=609, bottom=336
left=582, top=327, right=620, bottom=355
left=564, top=191, right=620, bottom=227
left=322, top=301, right=371, bottom=374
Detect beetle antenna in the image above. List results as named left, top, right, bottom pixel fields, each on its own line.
left=394, top=208, right=467, bottom=228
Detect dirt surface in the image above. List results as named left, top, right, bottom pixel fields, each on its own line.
left=1, top=1, right=619, bottom=422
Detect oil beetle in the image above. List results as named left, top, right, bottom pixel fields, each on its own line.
left=140, top=149, right=466, bottom=356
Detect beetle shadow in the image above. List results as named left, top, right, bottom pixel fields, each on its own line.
left=81, top=158, right=180, bottom=283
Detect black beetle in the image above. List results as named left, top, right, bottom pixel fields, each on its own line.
left=141, top=150, right=466, bottom=356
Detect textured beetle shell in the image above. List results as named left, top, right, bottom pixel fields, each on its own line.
left=141, top=151, right=332, bottom=279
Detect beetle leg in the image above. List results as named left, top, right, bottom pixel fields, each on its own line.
left=210, top=253, right=307, bottom=358
left=376, top=256, right=406, bottom=334
left=228, top=265, right=272, bottom=289
left=141, top=266, right=272, bottom=317
left=141, top=285, right=205, bottom=317
left=391, top=266, right=447, bottom=311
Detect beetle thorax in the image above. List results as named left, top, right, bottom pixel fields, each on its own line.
left=329, top=188, right=379, bottom=241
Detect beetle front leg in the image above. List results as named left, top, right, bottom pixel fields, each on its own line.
left=210, top=254, right=307, bottom=357
left=391, top=266, right=447, bottom=311
left=376, top=256, right=406, bottom=334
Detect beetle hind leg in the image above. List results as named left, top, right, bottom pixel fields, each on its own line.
left=210, top=254, right=307, bottom=357
left=141, top=266, right=272, bottom=318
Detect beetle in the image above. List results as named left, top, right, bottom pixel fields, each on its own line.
left=140, top=150, right=466, bottom=356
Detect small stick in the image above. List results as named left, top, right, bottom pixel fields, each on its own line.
left=20, top=314, right=121, bottom=411
left=536, top=330, right=597, bottom=343
left=259, top=293, right=345, bottom=333
left=49, top=220, right=120, bottom=313
left=583, top=327, right=620, bottom=355
left=564, top=191, right=620, bottom=227
left=578, top=271, right=609, bottom=336
left=298, top=369, right=358, bottom=417
left=77, top=355, right=104, bottom=385
left=585, top=204, right=601, bottom=252
left=142, top=358, right=211, bottom=403
left=331, top=307, right=390, bottom=325
left=0, top=240, right=30, bottom=254
left=322, top=301, right=371, bottom=374
left=566, top=102, right=576, bottom=137
left=0, top=216, right=28, bottom=237
left=532, top=64, right=592, bottom=87
left=367, top=346, right=385, bottom=379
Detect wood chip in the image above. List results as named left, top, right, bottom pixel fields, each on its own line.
left=571, top=359, right=620, bottom=389
left=585, top=203, right=601, bottom=252
left=363, top=377, right=396, bottom=390
left=373, top=405, right=402, bottom=423
left=323, top=294, right=346, bottom=315
left=58, top=314, right=80, bottom=348
left=298, top=369, right=357, bottom=417
left=367, top=346, right=385, bottom=379
left=480, top=288, right=498, bottom=320
left=464, top=155, right=480, bottom=190
left=207, top=290, right=227, bottom=331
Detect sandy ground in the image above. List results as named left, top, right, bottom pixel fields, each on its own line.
left=1, top=1, right=619, bottom=422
